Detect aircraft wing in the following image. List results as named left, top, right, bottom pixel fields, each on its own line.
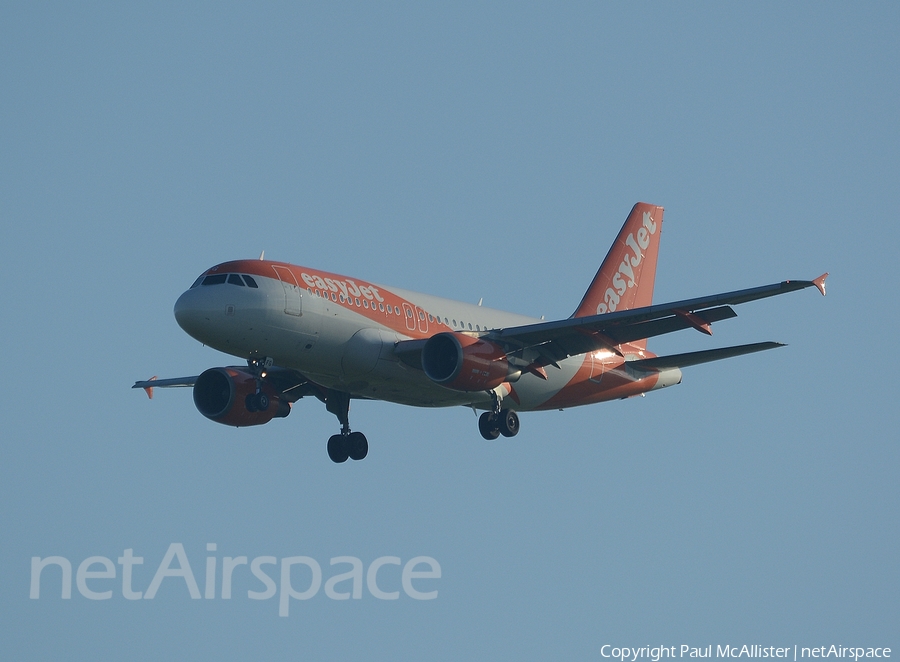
left=491, top=274, right=826, bottom=364
left=132, top=366, right=317, bottom=402
left=132, top=376, right=197, bottom=399
left=133, top=376, right=197, bottom=389
left=392, top=274, right=826, bottom=370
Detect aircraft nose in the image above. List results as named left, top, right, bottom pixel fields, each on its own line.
left=174, top=288, right=208, bottom=339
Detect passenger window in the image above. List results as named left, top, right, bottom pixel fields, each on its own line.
left=394, top=306, right=400, bottom=315
left=202, top=274, right=227, bottom=286
left=418, top=311, right=425, bottom=320
left=228, top=274, right=245, bottom=286
left=468, top=323, right=473, bottom=330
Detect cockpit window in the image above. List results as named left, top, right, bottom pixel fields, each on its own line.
left=202, top=274, right=228, bottom=286
left=193, top=272, right=259, bottom=288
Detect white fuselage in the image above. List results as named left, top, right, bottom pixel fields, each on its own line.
left=173, top=261, right=678, bottom=412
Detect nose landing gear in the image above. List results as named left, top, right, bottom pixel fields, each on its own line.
left=245, top=356, right=274, bottom=413
left=325, top=389, right=368, bottom=463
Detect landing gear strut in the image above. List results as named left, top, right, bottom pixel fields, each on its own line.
left=478, top=389, right=520, bottom=440
left=325, top=389, right=368, bottom=463
left=245, top=357, right=274, bottom=413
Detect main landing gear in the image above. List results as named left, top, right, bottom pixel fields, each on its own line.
left=478, top=409, right=520, bottom=439
left=478, top=390, right=520, bottom=440
left=325, top=389, right=368, bottom=463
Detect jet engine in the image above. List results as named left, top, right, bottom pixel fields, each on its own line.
left=421, top=332, right=510, bottom=391
left=192, top=367, right=290, bottom=427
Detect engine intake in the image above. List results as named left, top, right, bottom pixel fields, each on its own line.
left=422, top=332, right=509, bottom=391
left=193, top=367, right=290, bottom=427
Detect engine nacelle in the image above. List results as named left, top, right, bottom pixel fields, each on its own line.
left=422, top=332, right=509, bottom=391
left=193, top=367, right=290, bottom=427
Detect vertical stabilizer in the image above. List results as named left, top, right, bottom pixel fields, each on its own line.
left=572, top=203, right=664, bottom=320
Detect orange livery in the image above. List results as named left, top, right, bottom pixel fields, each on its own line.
left=135, top=203, right=826, bottom=463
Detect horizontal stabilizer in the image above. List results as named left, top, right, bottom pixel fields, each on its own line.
left=626, top=342, right=785, bottom=371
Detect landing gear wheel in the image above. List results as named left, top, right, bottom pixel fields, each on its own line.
left=324, top=389, right=369, bottom=463
left=347, top=431, right=368, bottom=461
left=245, top=392, right=270, bottom=413
left=498, top=409, right=519, bottom=437
left=478, top=412, right=501, bottom=440
left=327, top=435, right=350, bottom=463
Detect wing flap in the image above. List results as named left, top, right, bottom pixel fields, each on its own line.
left=603, top=306, right=737, bottom=345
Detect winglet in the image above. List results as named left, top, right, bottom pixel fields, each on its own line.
left=812, top=273, right=828, bottom=296
left=142, top=376, right=157, bottom=399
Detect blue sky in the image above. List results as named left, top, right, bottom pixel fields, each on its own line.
left=1, top=3, right=898, bottom=659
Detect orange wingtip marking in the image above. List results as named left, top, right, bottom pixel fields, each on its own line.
left=143, top=376, right=157, bottom=399
left=813, top=273, right=828, bottom=296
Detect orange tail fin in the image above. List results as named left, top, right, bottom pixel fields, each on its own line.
left=572, top=202, right=664, bottom=320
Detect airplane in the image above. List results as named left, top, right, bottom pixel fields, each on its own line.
left=134, top=203, right=827, bottom=463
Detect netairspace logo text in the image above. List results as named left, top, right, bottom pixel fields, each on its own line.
left=30, top=543, right=441, bottom=617
left=600, top=647, right=892, bottom=662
